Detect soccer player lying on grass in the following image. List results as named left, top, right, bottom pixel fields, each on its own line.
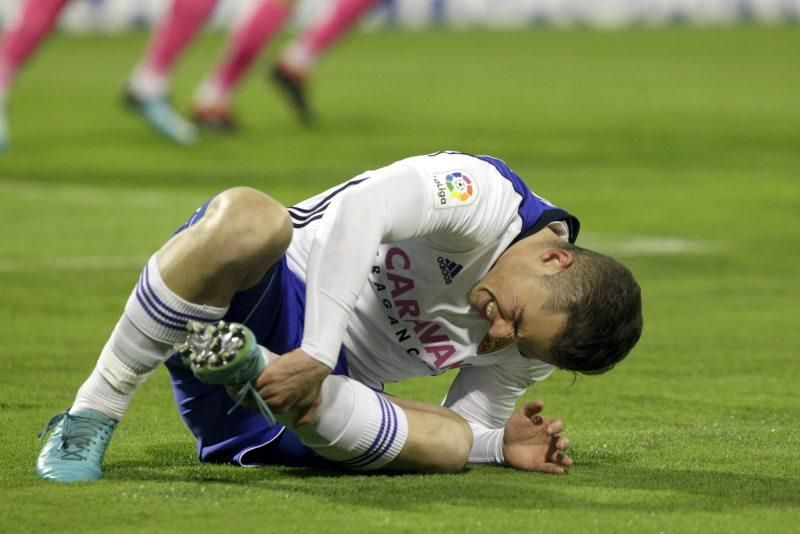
left=36, top=151, right=642, bottom=480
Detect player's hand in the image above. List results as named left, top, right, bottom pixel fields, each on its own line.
left=502, top=400, right=572, bottom=474
left=254, top=348, right=332, bottom=426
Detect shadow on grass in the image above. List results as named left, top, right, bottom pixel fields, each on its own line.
left=106, top=442, right=799, bottom=513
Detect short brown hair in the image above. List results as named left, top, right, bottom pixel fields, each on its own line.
left=541, top=244, right=643, bottom=374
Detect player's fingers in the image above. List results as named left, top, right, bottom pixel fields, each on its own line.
left=259, top=388, right=292, bottom=413
left=556, top=436, right=571, bottom=450
left=257, top=384, right=271, bottom=401
left=545, top=446, right=572, bottom=465
left=523, top=402, right=545, bottom=425
left=550, top=451, right=573, bottom=467
left=537, top=463, right=565, bottom=475
left=547, top=419, right=564, bottom=435
left=254, top=364, right=272, bottom=389
left=522, top=400, right=544, bottom=419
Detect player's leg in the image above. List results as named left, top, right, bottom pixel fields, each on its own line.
left=383, top=396, right=473, bottom=473
left=183, top=322, right=472, bottom=473
left=287, top=376, right=472, bottom=473
left=238, top=387, right=472, bottom=473
left=271, top=0, right=380, bottom=125
left=125, top=0, right=219, bottom=145
left=178, top=318, right=472, bottom=473
left=0, top=0, right=70, bottom=151
left=37, top=187, right=292, bottom=482
left=191, top=0, right=295, bottom=132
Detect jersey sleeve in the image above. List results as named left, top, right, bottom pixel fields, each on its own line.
left=299, top=155, right=525, bottom=367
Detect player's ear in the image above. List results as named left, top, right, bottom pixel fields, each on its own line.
left=539, top=248, right=572, bottom=273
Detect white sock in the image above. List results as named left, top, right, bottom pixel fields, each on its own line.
left=128, top=65, right=169, bottom=100
left=282, top=375, right=409, bottom=471
left=71, top=255, right=228, bottom=420
left=279, top=41, right=316, bottom=76
left=193, top=76, right=230, bottom=108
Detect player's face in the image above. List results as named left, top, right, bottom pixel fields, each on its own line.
left=468, top=239, right=571, bottom=364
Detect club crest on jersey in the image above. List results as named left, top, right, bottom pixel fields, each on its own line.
left=477, top=333, right=511, bottom=354
left=432, top=171, right=477, bottom=209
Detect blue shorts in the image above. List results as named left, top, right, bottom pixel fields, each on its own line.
left=164, top=200, right=346, bottom=467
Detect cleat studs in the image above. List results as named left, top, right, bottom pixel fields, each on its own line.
left=186, top=320, right=205, bottom=334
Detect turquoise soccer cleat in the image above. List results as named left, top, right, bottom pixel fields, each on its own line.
left=36, top=408, right=117, bottom=482
left=176, top=321, right=276, bottom=426
left=124, top=89, right=197, bottom=146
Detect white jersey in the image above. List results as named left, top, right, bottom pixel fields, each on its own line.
left=284, top=152, right=579, bottom=442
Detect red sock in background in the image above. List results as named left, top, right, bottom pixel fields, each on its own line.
left=279, top=0, right=378, bottom=76
left=208, top=0, right=292, bottom=101
left=0, top=0, right=70, bottom=91
left=141, top=0, right=217, bottom=76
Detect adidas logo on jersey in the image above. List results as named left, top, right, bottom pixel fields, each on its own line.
left=437, top=257, right=463, bottom=285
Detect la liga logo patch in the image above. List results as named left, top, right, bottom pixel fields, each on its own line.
left=432, top=170, right=478, bottom=209
left=477, top=333, right=512, bottom=354
left=446, top=172, right=474, bottom=202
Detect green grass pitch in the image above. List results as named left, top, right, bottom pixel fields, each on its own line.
left=1, top=25, right=799, bottom=532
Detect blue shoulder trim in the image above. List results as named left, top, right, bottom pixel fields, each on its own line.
left=475, top=155, right=580, bottom=244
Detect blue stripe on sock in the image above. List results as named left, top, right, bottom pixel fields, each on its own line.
left=341, top=394, right=390, bottom=468
left=343, top=395, right=400, bottom=469
left=134, top=288, right=185, bottom=330
left=137, top=262, right=210, bottom=327
left=358, top=397, right=399, bottom=468
left=351, top=397, right=397, bottom=468
left=134, top=268, right=185, bottom=329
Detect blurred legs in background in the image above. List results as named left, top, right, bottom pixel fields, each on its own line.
left=125, top=0, right=219, bottom=145
left=126, top=0, right=298, bottom=141
left=127, top=0, right=380, bottom=140
left=191, top=0, right=294, bottom=132
left=0, top=0, right=70, bottom=151
left=0, top=0, right=382, bottom=150
left=272, top=0, right=380, bottom=126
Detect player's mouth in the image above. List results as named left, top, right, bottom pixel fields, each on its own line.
left=484, top=300, right=496, bottom=321
left=475, top=292, right=496, bottom=322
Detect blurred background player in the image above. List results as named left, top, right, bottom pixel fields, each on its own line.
left=125, top=0, right=296, bottom=144
left=127, top=0, right=380, bottom=144
left=197, top=0, right=380, bottom=129
left=269, top=0, right=379, bottom=126
left=0, top=0, right=70, bottom=152
left=0, top=0, right=379, bottom=150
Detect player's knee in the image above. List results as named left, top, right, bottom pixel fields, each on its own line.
left=208, top=187, right=292, bottom=266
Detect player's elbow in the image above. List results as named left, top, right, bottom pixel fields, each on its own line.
left=435, top=417, right=473, bottom=473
